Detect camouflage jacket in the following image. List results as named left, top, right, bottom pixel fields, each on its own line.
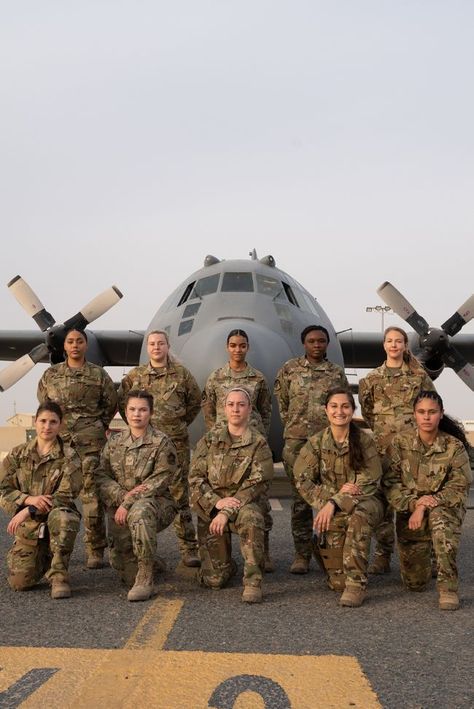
left=0, top=437, right=82, bottom=518
left=274, top=357, right=348, bottom=440
left=201, top=363, right=272, bottom=437
left=189, top=426, right=274, bottom=523
left=37, top=361, right=117, bottom=453
left=118, top=360, right=201, bottom=442
left=293, top=427, right=382, bottom=514
left=96, top=425, right=179, bottom=512
left=383, top=431, right=471, bottom=513
left=358, top=362, right=435, bottom=454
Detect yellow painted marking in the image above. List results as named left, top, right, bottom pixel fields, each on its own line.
left=124, top=598, right=184, bottom=650
left=1, top=647, right=381, bottom=708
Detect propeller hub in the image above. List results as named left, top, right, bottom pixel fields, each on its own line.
left=419, top=328, right=449, bottom=355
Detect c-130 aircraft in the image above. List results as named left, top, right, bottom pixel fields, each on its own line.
left=0, top=250, right=473, bottom=459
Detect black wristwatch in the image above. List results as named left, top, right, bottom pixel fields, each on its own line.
left=28, top=505, right=39, bottom=520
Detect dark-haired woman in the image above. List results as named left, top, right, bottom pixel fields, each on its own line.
left=201, top=329, right=274, bottom=570
left=359, top=326, right=436, bottom=574
left=201, top=329, right=271, bottom=436
left=383, top=391, right=471, bottom=610
left=0, top=402, right=82, bottom=598
left=294, top=388, right=384, bottom=606
left=37, top=328, right=117, bottom=569
left=275, top=325, right=349, bottom=574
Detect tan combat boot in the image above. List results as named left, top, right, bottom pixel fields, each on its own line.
left=264, top=532, right=275, bottom=573
left=367, top=552, right=391, bottom=574
left=439, top=590, right=459, bottom=611
left=181, top=550, right=201, bottom=568
left=127, top=560, right=154, bottom=602
left=51, top=578, right=71, bottom=599
left=86, top=550, right=104, bottom=570
left=339, top=586, right=366, bottom=607
left=242, top=585, right=263, bottom=603
left=290, top=554, right=309, bottom=574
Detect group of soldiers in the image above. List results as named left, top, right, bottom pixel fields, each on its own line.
left=0, top=323, right=471, bottom=608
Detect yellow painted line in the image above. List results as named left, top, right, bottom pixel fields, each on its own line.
left=124, top=598, right=184, bottom=650
left=0, top=647, right=381, bottom=708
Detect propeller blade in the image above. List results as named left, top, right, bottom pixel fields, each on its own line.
left=442, top=345, right=474, bottom=391
left=441, top=294, right=474, bottom=337
left=7, top=276, right=56, bottom=331
left=377, top=282, right=430, bottom=336
left=0, top=344, right=49, bottom=392
left=62, top=286, right=123, bottom=331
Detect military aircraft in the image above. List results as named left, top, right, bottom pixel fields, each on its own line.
left=1, top=250, right=473, bottom=458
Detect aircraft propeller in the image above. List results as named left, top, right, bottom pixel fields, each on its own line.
left=0, top=276, right=123, bottom=392
left=377, top=281, right=474, bottom=391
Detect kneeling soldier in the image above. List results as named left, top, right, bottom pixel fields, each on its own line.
left=97, top=390, right=179, bottom=601
left=0, top=402, right=81, bottom=599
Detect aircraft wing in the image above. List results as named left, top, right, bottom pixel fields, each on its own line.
left=0, top=330, right=144, bottom=367
left=338, top=331, right=474, bottom=368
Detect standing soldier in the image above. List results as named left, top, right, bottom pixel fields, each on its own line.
left=96, top=390, right=179, bottom=601
left=201, top=328, right=274, bottom=571
left=118, top=330, right=201, bottom=567
left=358, top=326, right=435, bottom=574
left=274, top=325, right=348, bottom=574
left=37, top=328, right=117, bottom=570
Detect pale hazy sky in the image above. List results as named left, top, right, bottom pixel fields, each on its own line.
left=1, top=1, right=473, bottom=422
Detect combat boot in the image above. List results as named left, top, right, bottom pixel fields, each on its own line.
left=290, top=554, right=309, bottom=574
left=439, top=590, right=459, bottom=611
left=264, top=532, right=274, bottom=573
left=367, top=552, right=391, bottom=574
left=86, top=550, right=104, bottom=570
left=51, top=578, right=71, bottom=599
left=339, top=586, right=366, bottom=607
left=242, top=585, right=263, bottom=603
left=127, top=560, right=154, bottom=602
left=181, top=550, right=201, bottom=568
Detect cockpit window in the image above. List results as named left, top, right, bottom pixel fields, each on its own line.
left=256, top=274, right=287, bottom=300
left=221, top=272, right=254, bottom=292
left=282, top=282, right=299, bottom=307
left=177, top=282, right=195, bottom=306
left=191, top=274, right=220, bottom=298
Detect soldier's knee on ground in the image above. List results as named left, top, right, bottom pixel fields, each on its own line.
left=8, top=571, right=37, bottom=591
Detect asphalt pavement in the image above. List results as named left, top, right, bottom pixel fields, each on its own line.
left=0, top=499, right=473, bottom=709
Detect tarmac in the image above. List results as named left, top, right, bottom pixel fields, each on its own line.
left=0, top=480, right=473, bottom=708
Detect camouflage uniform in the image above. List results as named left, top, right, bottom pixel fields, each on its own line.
left=359, top=362, right=435, bottom=559
left=274, top=356, right=348, bottom=559
left=96, top=426, right=178, bottom=586
left=37, top=361, right=117, bottom=555
left=202, top=362, right=273, bottom=536
left=117, top=360, right=201, bottom=556
left=383, top=431, right=470, bottom=592
left=0, top=438, right=82, bottom=590
left=294, top=428, right=384, bottom=590
left=189, top=427, right=274, bottom=590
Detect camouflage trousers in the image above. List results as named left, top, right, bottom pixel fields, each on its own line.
left=396, top=505, right=465, bottom=592
left=316, top=498, right=384, bottom=590
left=197, top=503, right=265, bottom=589
left=78, top=450, right=107, bottom=554
left=283, top=439, right=313, bottom=558
left=171, top=439, right=198, bottom=555
left=7, top=508, right=80, bottom=591
left=371, top=504, right=395, bottom=557
left=107, top=496, right=177, bottom=586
